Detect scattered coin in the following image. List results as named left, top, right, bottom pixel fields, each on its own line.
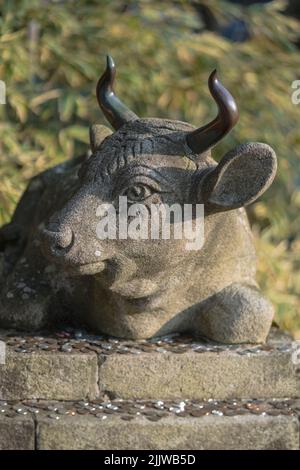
left=121, top=415, right=134, bottom=421
left=60, top=344, right=72, bottom=353
left=48, top=413, right=60, bottom=420
left=190, top=409, right=208, bottom=417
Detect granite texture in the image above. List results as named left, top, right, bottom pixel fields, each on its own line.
left=0, top=415, right=35, bottom=450
left=0, top=350, right=98, bottom=400
left=36, top=414, right=299, bottom=450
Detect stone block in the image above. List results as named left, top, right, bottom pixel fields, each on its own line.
left=0, top=351, right=99, bottom=400
left=100, top=337, right=300, bottom=400
left=0, top=415, right=34, bottom=450
left=36, top=414, right=299, bottom=450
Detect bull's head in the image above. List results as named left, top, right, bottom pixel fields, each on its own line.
left=42, top=56, right=276, bottom=300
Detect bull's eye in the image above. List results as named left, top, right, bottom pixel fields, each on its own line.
left=122, top=184, right=154, bottom=202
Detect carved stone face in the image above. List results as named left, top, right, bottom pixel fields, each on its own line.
left=41, top=119, right=213, bottom=298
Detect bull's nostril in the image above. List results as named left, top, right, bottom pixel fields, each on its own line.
left=42, top=225, right=74, bottom=254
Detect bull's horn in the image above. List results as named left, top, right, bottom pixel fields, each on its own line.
left=186, top=70, right=239, bottom=154
left=96, top=55, right=138, bottom=130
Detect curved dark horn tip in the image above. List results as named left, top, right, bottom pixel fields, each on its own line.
left=208, top=69, right=239, bottom=129
left=103, top=55, right=116, bottom=89
left=96, top=55, right=138, bottom=130
left=186, top=69, right=239, bottom=154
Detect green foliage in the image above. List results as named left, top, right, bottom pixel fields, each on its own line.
left=0, top=0, right=299, bottom=335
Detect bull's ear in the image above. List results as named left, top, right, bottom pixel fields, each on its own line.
left=89, top=124, right=112, bottom=152
left=201, top=143, right=277, bottom=210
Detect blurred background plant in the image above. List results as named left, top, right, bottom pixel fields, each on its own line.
left=0, top=0, right=299, bottom=336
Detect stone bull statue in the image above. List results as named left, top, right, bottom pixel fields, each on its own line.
left=0, top=56, right=277, bottom=343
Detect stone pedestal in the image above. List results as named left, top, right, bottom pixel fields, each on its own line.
left=0, top=328, right=299, bottom=449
